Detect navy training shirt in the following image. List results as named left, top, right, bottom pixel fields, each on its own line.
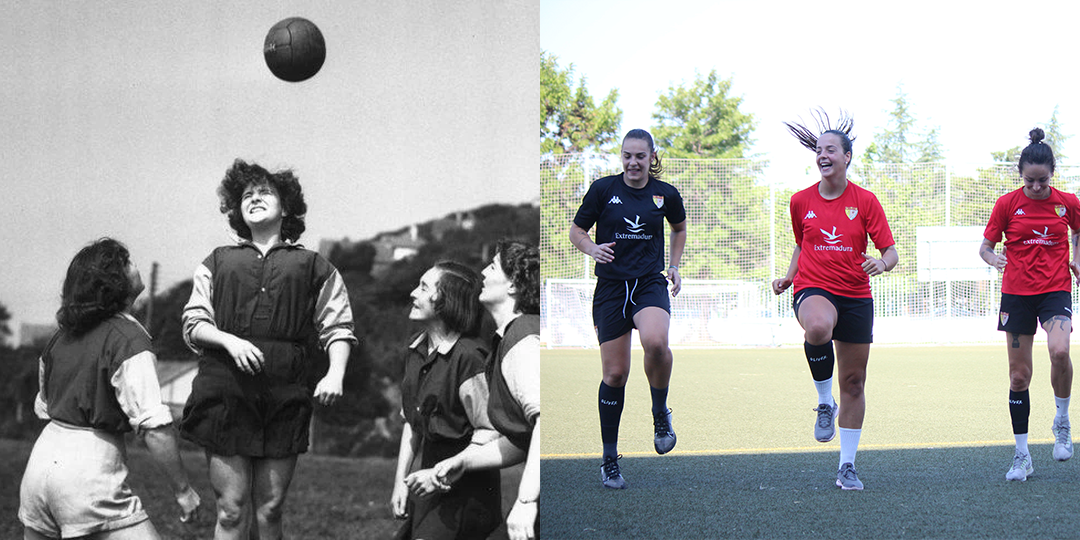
left=573, top=173, right=686, bottom=281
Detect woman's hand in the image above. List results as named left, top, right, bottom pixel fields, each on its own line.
left=771, top=277, right=792, bottom=295
left=861, top=253, right=886, bottom=276
left=222, top=335, right=264, bottom=374
left=313, top=375, right=343, bottom=406
left=391, top=480, right=409, bottom=519
left=666, top=267, right=681, bottom=297
left=507, top=499, right=537, bottom=540
left=587, top=241, right=616, bottom=264
left=404, top=468, right=445, bottom=498
left=176, top=485, right=201, bottom=523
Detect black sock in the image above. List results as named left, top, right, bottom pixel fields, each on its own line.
left=804, top=341, right=835, bottom=381
left=650, top=386, right=669, bottom=416
left=1009, top=389, right=1030, bottom=434
left=599, top=381, right=625, bottom=460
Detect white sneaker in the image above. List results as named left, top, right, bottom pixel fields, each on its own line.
left=1053, top=418, right=1073, bottom=461
left=1005, top=451, right=1034, bottom=481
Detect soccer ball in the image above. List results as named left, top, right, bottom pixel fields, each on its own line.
left=263, top=17, right=326, bottom=82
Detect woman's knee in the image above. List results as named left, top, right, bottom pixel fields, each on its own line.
left=216, top=492, right=250, bottom=529
left=255, top=496, right=286, bottom=525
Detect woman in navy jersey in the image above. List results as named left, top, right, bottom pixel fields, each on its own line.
left=19, top=238, right=200, bottom=539
left=772, top=111, right=898, bottom=490
left=980, top=128, right=1080, bottom=481
left=569, top=129, right=687, bottom=489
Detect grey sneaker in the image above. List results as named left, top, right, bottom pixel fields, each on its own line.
left=1005, top=451, right=1034, bottom=481
left=1053, top=418, right=1073, bottom=461
left=601, top=455, right=627, bottom=489
left=814, top=401, right=838, bottom=442
left=653, top=408, right=677, bottom=454
left=835, top=462, right=863, bottom=490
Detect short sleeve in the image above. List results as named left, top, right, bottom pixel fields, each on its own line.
left=110, top=351, right=174, bottom=431
left=984, top=196, right=1008, bottom=242
left=572, top=180, right=604, bottom=231
left=665, top=185, right=686, bottom=225
left=312, top=256, right=358, bottom=350
left=502, top=335, right=540, bottom=422
left=865, top=192, right=895, bottom=251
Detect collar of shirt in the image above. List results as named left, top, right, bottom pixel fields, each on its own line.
left=494, top=313, right=523, bottom=338
left=409, top=330, right=461, bottom=356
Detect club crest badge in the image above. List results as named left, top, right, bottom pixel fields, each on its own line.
left=1056, top=205, right=1067, bottom=217
left=845, top=207, right=858, bottom=220
left=653, top=195, right=664, bottom=208
left=1000, top=311, right=1009, bottom=326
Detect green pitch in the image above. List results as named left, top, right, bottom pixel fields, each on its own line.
left=540, top=346, right=1080, bottom=538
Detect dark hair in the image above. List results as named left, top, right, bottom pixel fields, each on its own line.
left=623, top=129, right=664, bottom=179
left=495, top=239, right=540, bottom=315
left=56, top=238, right=133, bottom=336
left=784, top=109, right=856, bottom=154
left=1019, top=127, right=1056, bottom=175
left=218, top=159, right=308, bottom=242
left=432, top=261, right=484, bottom=337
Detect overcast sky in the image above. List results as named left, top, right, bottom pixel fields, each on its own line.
left=541, top=0, right=1080, bottom=182
left=1, top=1, right=537, bottom=336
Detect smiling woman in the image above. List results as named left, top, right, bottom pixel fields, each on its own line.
left=772, top=109, right=898, bottom=491
left=566, top=128, right=687, bottom=490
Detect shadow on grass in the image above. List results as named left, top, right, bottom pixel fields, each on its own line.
left=541, top=444, right=1080, bottom=539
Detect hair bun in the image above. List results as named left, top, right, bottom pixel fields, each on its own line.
left=1029, top=127, right=1046, bottom=144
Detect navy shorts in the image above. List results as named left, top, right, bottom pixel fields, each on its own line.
left=793, top=287, right=874, bottom=344
left=592, top=273, right=670, bottom=344
left=998, top=291, right=1072, bottom=335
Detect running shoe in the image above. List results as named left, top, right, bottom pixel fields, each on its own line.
left=813, top=401, right=838, bottom=443
left=1053, top=417, right=1073, bottom=461
left=653, top=408, right=677, bottom=455
left=601, top=454, right=627, bottom=489
left=1005, top=451, right=1034, bottom=481
left=835, top=462, right=863, bottom=490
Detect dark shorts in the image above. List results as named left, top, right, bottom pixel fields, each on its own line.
left=998, top=291, right=1073, bottom=335
left=180, top=338, right=313, bottom=458
left=592, top=273, right=670, bottom=344
left=793, top=287, right=874, bottom=344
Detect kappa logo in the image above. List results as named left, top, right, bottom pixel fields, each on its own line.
left=624, top=215, right=645, bottom=233
left=804, top=210, right=818, bottom=219
left=608, top=196, right=623, bottom=204
left=820, top=226, right=843, bottom=244
left=1015, top=208, right=1026, bottom=216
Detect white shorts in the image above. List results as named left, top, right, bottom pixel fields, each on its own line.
left=18, top=421, right=149, bottom=538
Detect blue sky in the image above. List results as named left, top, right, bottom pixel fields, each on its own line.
left=1, top=1, right=537, bottom=335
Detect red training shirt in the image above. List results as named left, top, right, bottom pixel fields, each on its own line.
left=984, top=186, right=1080, bottom=295
left=790, top=181, right=895, bottom=298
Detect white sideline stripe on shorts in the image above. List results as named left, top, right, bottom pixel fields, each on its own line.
left=541, top=438, right=1055, bottom=459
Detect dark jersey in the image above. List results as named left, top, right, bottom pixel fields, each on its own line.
left=573, top=173, right=686, bottom=280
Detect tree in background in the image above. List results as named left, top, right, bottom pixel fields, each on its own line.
left=651, top=70, right=755, bottom=159
left=862, top=86, right=943, bottom=165
left=993, top=105, right=1069, bottom=165
left=541, top=51, right=622, bottom=155
left=0, top=302, right=11, bottom=348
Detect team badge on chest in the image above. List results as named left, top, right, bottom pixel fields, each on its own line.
left=653, top=195, right=664, bottom=208
left=1056, top=205, right=1067, bottom=217
left=845, top=207, right=858, bottom=220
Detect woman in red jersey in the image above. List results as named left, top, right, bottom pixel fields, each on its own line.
left=772, top=110, right=898, bottom=491
left=980, top=128, right=1080, bottom=482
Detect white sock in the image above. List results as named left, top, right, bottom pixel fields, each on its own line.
left=815, top=377, right=834, bottom=406
left=1056, top=396, right=1070, bottom=422
left=838, top=427, right=861, bottom=468
left=1015, top=433, right=1029, bottom=455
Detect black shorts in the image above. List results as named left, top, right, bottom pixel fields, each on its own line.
left=998, top=291, right=1073, bottom=335
left=592, top=273, right=670, bottom=344
left=792, top=287, right=874, bottom=344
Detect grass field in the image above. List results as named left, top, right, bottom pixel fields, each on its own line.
left=540, top=346, right=1080, bottom=539
left=0, top=439, right=523, bottom=539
